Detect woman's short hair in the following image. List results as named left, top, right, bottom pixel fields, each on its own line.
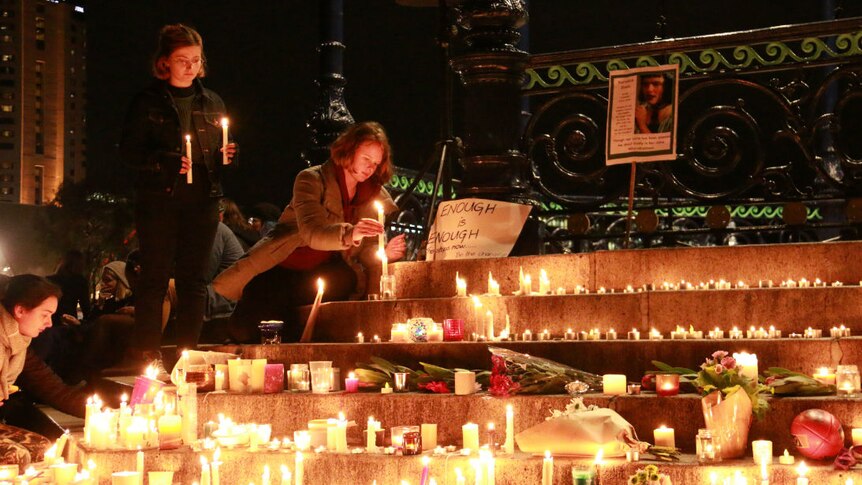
left=151, top=24, right=207, bottom=80
left=330, top=121, right=393, bottom=186
left=0, top=274, right=62, bottom=315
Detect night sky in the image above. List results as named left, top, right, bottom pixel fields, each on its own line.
left=83, top=0, right=858, bottom=208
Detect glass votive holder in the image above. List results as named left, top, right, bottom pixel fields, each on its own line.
left=402, top=430, right=422, bottom=455
left=257, top=320, right=284, bottom=345
left=626, top=384, right=642, bottom=395
left=289, top=364, right=310, bottom=392
left=394, top=372, right=408, bottom=392
left=696, top=428, right=717, bottom=462
left=391, top=425, right=417, bottom=448
left=655, top=373, right=680, bottom=396
left=309, top=361, right=333, bottom=394
left=294, top=430, right=311, bottom=451
left=836, top=365, right=861, bottom=395
left=443, top=318, right=465, bottom=341
left=380, top=274, right=397, bottom=300
left=571, top=469, right=596, bottom=485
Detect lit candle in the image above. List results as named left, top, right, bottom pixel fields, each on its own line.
left=522, top=329, right=533, bottom=341
left=487, top=272, right=500, bottom=296
left=606, top=328, right=617, bottom=340
left=486, top=310, right=495, bottom=341
left=455, top=468, right=466, bottom=485
left=456, top=272, right=467, bottom=297
left=852, top=428, right=862, bottom=446
left=157, top=411, right=182, bottom=450
left=200, top=456, right=211, bottom=485
left=472, top=295, right=484, bottom=338
left=211, top=448, right=220, bottom=485
left=378, top=249, right=388, bottom=278
left=813, top=367, right=836, bottom=386
left=390, top=323, right=408, bottom=343
left=280, top=465, right=291, bottom=485
left=761, top=462, right=769, bottom=485
left=778, top=449, right=795, bottom=465
left=136, top=449, right=144, bottom=485
left=539, top=269, right=550, bottom=295
left=295, top=452, right=304, bottom=485
left=656, top=374, right=680, bottom=397
left=541, top=451, right=553, bottom=485
left=523, top=274, right=533, bottom=295
left=355, top=332, right=364, bottom=343
left=374, top=201, right=386, bottom=256
left=336, top=413, right=348, bottom=452
left=261, top=465, right=271, bottom=485
left=427, top=323, right=443, bottom=342
left=214, top=368, right=226, bottom=391
left=649, top=328, right=663, bottom=340
left=220, top=117, right=229, bottom=165
left=653, top=425, right=675, bottom=448
left=381, top=382, right=393, bottom=394
left=185, top=134, right=193, bottom=184
left=251, top=358, right=267, bottom=393
left=752, top=439, right=773, bottom=466
left=504, top=404, right=514, bottom=454
left=564, top=328, right=575, bottom=340
left=733, top=352, right=759, bottom=381
left=627, top=328, right=640, bottom=340
left=602, top=374, right=627, bottom=395
left=420, top=456, right=430, bottom=485
left=796, top=461, right=809, bottom=485
left=367, top=417, right=381, bottom=452
left=462, top=422, right=479, bottom=452
left=345, top=372, right=359, bottom=393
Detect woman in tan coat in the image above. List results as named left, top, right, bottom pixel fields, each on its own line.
left=215, top=122, right=406, bottom=342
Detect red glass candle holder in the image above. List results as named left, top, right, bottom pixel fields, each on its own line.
left=402, top=431, right=422, bottom=455
left=656, top=373, right=680, bottom=396
left=443, top=319, right=464, bottom=341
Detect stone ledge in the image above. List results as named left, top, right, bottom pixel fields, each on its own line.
left=384, top=241, right=862, bottom=299
left=299, top=287, right=862, bottom=342
left=194, top=391, right=862, bottom=454
left=77, top=444, right=861, bottom=485
left=215, top=338, right=861, bottom=382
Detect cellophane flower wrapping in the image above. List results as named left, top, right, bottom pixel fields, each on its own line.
left=488, top=347, right=603, bottom=395
left=515, top=398, right=639, bottom=457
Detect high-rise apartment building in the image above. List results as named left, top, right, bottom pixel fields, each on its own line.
left=0, top=0, right=85, bottom=205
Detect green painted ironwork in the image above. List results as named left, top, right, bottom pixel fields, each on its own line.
left=580, top=204, right=822, bottom=221
left=386, top=174, right=454, bottom=198
left=525, top=30, right=862, bottom=90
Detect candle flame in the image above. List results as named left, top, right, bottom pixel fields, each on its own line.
left=377, top=248, right=387, bottom=261
left=471, top=295, right=482, bottom=308
left=214, top=447, right=221, bottom=462
left=281, top=464, right=291, bottom=479
left=348, top=372, right=355, bottom=379
left=594, top=448, right=604, bottom=465
left=796, top=460, right=808, bottom=477
left=121, top=393, right=128, bottom=403
left=316, top=278, right=324, bottom=293
left=221, top=117, right=229, bottom=128
left=185, top=134, right=191, bottom=142
left=544, top=450, right=551, bottom=459
left=200, top=455, right=208, bottom=466
left=145, top=365, right=157, bottom=379
left=422, top=455, right=430, bottom=465
left=374, top=200, right=383, bottom=212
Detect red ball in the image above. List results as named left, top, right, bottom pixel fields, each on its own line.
left=790, top=409, right=845, bottom=460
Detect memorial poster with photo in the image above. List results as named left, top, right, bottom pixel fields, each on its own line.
left=425, top=198, right=532, bottom=261
left=606, top=64, right=679, bottom=165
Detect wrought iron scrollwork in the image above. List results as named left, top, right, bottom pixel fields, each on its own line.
left=525, top=93, right=630, bottom=207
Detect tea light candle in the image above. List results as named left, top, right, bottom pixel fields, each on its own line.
left=606, top=328, right=617, bottom=340
left=778, top=449, right=795, bottom=465
left=355, top=332, right=365, bottom=343
left=626, top=384, right=641, bottom=395
left=627, top=328, right=640, bottom=340
left=539, top=329, right=551, bottom=341
left=602, top=374, right=627, bottom=395
left=796, top=461, right=809, bottom=485
left=564, top=328, right=576, bottom=340
left=427, top=324, right=444, bottom=342
left=462, top=423, right=479, bottom=451
left=729, top=326, right=743, bottom=339
left=455, top=371, right=476, bottom=395
left=649, top=328, right=663, bottom=340
left=381, top=383, right=393, bottom=394
left=521, top=329, right=533, bottom=341
left=344, top=372, right=359, bottom=393
left=852, top=428, right=862, bottom=446
left=655, top=374, right=680, bottom=396
left=372, top=334, right=381, bottom=343
left=813, top=367, right=836, bottom=386
left=390, top=324, right=408, bottom=342
left=653, top=425, right=675, bottom=448
left=752, top=440, right=773, bottom=466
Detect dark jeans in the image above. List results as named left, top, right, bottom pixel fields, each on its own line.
left=134, top=189, right=219, bottom=353
left=228, top=257, right=356, bottom=343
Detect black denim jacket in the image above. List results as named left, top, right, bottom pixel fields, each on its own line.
left=120, top=78, right=236, bottom=197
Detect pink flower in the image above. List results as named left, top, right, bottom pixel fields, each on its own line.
left=712, top=350, right=728, bottom=360
left=720, top=356, right=736, bottom=369
left=714, top=364, right=725, bottom=374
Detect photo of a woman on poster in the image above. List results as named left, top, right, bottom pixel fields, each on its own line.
left=634, top=71, right=674, bottom=134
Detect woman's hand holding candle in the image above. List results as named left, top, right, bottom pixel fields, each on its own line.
left=220, top=143, right=238, bottom=164
left=351, top=218, right=384, bottom=244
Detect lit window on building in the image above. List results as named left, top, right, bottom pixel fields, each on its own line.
left=1, top=187, right=13, bottom=196
left=0, top=104, right=12, bottom=112
left=0, top=54, right=12, bottom=62
left=0, top=10, right=14, bottom=18
left=1, top=130, right=12, bottom=138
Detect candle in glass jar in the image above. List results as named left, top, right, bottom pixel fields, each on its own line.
left=656, top=374, right=680, bottom=396
left=752, top=439, right=773, bottom=466
left=813, top=367, right=836, bottom=386
left=733, top=352, right=759, bottom=381
left=627, top=328, right=640, bottom=340
left=344, top=372, right=359, bottom=393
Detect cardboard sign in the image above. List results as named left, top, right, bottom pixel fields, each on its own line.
left=425, top=198, right=532, bottom=261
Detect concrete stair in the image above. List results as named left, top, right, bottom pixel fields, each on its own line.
left=76, top=242, right=862, bottom=483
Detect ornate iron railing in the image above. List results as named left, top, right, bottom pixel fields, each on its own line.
left=523, top=17, right=862, bottom=250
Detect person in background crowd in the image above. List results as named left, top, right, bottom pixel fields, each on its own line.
left=220, top=198, right=260, bottom=251
left=201, top=222, right=243, bottom=343
left=215, top=121, right=406, bottom=342
left=120, top=24, right=237, bottom=379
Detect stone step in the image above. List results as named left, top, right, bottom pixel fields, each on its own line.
left=382, top=241, right=862, bottom=300
left=217, top=338, right=861, bottom=382
left=77, top=444, right=859, bottom=485
left=301, top=286, right=862, bottom=342
left=194, top=392, right=860, bottom=455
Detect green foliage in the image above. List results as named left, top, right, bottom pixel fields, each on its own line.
left=765, top=367, right=836, bottom=396
left=354, top=356, right=490, bottom=391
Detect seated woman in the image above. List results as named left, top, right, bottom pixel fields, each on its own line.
left=0, top=274, right=61, bottom=466
left=215, top=121, right=407, bottom=342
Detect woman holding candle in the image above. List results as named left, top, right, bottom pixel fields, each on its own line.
left=120, top=24, right=237, bottom=375
left=215, top=121, right=407, bottom=343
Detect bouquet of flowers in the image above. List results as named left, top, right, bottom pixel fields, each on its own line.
left=488, top=347, right=603, bottom=396
left=354, top=356, right=489, bottom=393
left=627, top=465, right=672, bottom=485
